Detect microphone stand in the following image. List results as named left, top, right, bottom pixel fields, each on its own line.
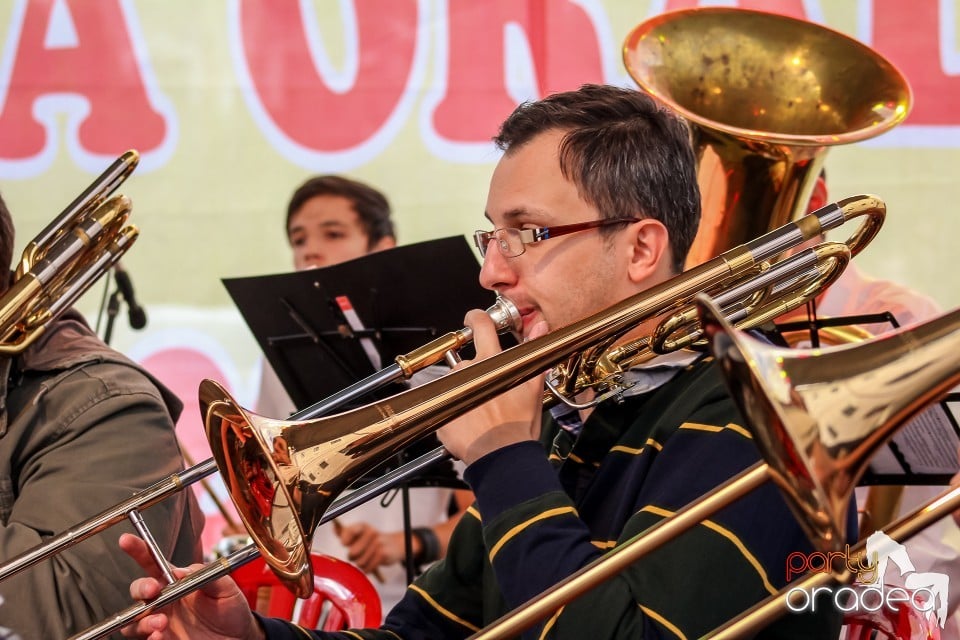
left=102, top=287, right=122, bottom=346
left=98, top=267, right=148, bottom=345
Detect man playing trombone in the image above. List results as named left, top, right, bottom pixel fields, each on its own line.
left=120, top=84, right=855, bottom=639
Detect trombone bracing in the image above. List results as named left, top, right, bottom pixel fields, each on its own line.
left=59, top=195, right=881, bottom=639
left=543, top=239, right=853, bottom=408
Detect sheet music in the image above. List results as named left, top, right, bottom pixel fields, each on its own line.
left=863, top=393, right=960, bottom=484
left=336, top=295, right=382, bottom=370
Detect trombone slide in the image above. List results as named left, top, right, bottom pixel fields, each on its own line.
left=709, top=483, right=960, bottom=639
left=468, top=463, right=771, bottom=640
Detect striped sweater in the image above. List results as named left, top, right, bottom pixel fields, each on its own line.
left=260, top=356, right=854, bottom=639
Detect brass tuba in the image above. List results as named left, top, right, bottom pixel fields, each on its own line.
left=545, top=6, right=913, bottom=410
left=623, top=7, right=912, bottom=268
left=625, top=6, right=913, bottom=541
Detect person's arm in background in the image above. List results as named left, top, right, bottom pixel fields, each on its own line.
left=335, top=489, right=473, bottom=573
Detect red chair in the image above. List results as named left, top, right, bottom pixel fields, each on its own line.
left=231, top=553, right=382, bottom=630
left=842, top=583, right=941, bottom=640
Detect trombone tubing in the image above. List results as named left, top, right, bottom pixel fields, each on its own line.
left=707, top=484, right=960, bottom=639
left=346, top=197, right=864, bottom=430
left=69, top=544, right=261, bottom=640
left=0, top=298, right=513, bottom=584
left=468, top=463, right=771, bottom=640
left=0, top=460, right=217, bottom=583
left=68, top=447, right=453, bottom=640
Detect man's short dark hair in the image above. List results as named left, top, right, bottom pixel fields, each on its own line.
left=286, top=176, right=395, bottom=250
left=494, top=84, right=700, bottom=273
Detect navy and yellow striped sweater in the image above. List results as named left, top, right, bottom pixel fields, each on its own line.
left=261, top=357, right=855, bottom=639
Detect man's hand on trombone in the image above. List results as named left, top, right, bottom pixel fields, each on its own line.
left=437, top=309, right=550, bottom=465
left=119, top=533, right=263, bottom=640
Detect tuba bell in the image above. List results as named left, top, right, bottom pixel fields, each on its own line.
left=623, top=7, right=912, bottom=268
left=539, top=7, right=914, bottom=408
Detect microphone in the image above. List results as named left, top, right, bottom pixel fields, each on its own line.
left=113, top=264, right=147, bottom=330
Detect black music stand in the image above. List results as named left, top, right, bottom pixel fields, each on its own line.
left=224, top=235, right=498, bottom=412
left=224, top=236, right=498, bottom=581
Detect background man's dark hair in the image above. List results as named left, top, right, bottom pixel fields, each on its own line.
left=494, top=84, right=701, bottom=273
left=286, top=176, right=395, bottom=250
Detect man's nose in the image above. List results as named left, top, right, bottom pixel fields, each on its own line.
left=303, top=242, right=327, bottom=267
left=478, top=241, right=516, bottom=291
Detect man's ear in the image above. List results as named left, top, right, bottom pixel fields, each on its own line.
left=625, top=218, right=670, bottom=285
left=370, top=236, right=397, bottom=253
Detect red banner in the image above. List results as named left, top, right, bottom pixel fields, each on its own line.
left=0, top=0, right=956, bottom=174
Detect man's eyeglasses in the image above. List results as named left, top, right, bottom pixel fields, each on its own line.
left=473, top=217, right=640, bottom=258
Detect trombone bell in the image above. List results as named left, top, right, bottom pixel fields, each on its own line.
left=201, top=380, right=313, bottom=597
left=698, top=296, right=960, bottom=552
left=202, top=297, right=523, bottom=598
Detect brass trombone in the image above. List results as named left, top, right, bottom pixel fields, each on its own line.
left=701, top=302, right=960, bottom=638
left=62, top=195, right=879, bottom=639
left=201, top=195, right=882, bottom=596
left=468, top=300, right=960, bottom=639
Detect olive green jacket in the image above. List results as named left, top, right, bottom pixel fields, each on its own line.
left=0, top=310, right=204, bottom=640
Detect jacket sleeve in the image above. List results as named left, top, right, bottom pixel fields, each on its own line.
left=0, top=361, right=203, bottom=640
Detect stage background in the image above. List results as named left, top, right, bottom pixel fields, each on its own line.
left=1, top=0, right=958, bottom=552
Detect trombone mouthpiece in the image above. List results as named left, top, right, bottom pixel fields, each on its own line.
left=395, top=297, right=522, bottom=376
left=487, top=296, right=522, bottom=335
